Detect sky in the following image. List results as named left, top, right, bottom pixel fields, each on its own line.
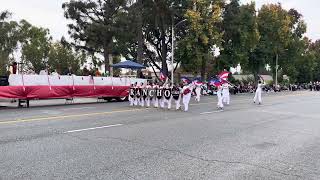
left=0, top=0, right=319, bottom=41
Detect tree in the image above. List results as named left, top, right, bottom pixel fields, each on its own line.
left=280, top=9, right=307, bottom=83
left=220, top=1, right=260, bottom=79
left=310, top=40, right=320, bottom=81
left=257, top=3, right=292, bottom=80
left=48, top=42, right=85, bottom=75
left=178, top=0, right=223, bottom=79
left=0, top=11, right=20, bottom=75
left=141, top=0, right=189, bottom=78
left=20, top=20, right=52, bottom=73
left=62, top=0, right=129, bottom=75
left=218, top=0, right=241, bottom=69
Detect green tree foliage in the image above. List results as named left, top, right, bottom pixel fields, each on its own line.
left=141, top=0, right=189, bottom=77
left=62, top=0, right=129, bottom=74
left=310, top=40, right=320, bottom=81
left=178, top=0, right=223, bottom=79
left=220, top=1, right=260, bottom=79
left=290, top=39, right=320, bottom=83
left=20, top=20, right=52, bottom=73
left=48, top=42, right=85, bottom=75
left=257, top=3, right=292, bottom=79
left=219, top=0, right=240, bottom=69
left=0, top=11, right=20, bottom=75
left=280, top=9, right=307, bottom=83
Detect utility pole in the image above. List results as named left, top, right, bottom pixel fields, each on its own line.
left=171, top=19, right=187, bottom=84
left=275, top=53, right=278, bottom=87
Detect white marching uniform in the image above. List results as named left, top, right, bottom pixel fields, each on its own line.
left=222, top=83, right=230, bottom=105
left=129, top=86, right=135, bottom=106
left=163, top=84, right=172, bottom=109
left=159, top=86, right=165, bottom=108
left=153, top=85, right=159, bottom=108
left=140, top=86, right=145, bottom=107
left=134, top=85, right=141, bottom=106
left=195, top=85, right=201, bottom=102
left=129, top=96, right=134, bottom=106
left=254, top=83, right=263, bottom=104
left=174, top=87, right=182, bottom=110
left=145, top=85, right=151, bottom=107
left=217, top=86, right=224, bottom=109
left=182, top=84, right=193, bottom=112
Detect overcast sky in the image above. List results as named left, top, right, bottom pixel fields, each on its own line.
left=0, top=0, right=319, bottom=41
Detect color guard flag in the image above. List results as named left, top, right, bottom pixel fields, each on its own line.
left=218, top=71, right=230, bottom=81
left=192, top=78, right=203, bottom=85
left=160, top=71, right=167, bottom=81
left=209, top=78, right=223, bottom=87
left=181, top=77, right=191, bottom=84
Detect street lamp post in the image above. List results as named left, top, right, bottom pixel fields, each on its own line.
left=171, top=21, right=175, bottom=85
left=275, top=53, right=279, bottom=87
left=171, top=19, right=187, bottom=85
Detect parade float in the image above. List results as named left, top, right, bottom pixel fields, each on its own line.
left=0, top=74, right=146, bottom=106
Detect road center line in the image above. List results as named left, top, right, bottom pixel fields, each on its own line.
left=66, top=124, right=123, bottom=133
left=200, top=111, right=222, bottom=115
left=61, top=107, right=95, bottom=111
left=0, top=109, right=145, bottom=125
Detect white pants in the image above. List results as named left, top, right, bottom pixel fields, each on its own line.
left=163, top=97, right=172, bottom=109
left=222, top=90, right=230, bottom=105
left=159, top=98, right=165, bottom=108
left=153, top=98, right=160, bottom=108
left=174, top=96, right=181, bottom=110
left=183, top=93, right=191, bottom=112
left=195, top=88, right=201, bottom=102
left=140, top=97, right=145, bottom=107
left=254, top=89, right=262, bottom=103
left=134, top=97, right=140, bottom=106
left=129, top=96, right=134, bottom=106
left=145, top=97, right=151, bottom=107
left=217, top=92, right=224, bottom=108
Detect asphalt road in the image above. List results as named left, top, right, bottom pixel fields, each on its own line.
left=0, top=91, right=320, bottom=180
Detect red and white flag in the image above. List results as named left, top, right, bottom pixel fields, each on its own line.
left=160, top=71, right=167, bottom=81
left=218, top=71, right=230, bottom=81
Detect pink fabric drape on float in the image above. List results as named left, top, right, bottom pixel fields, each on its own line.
left=0, top=75, right=145, bottom=99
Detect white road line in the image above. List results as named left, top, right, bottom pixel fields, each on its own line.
left=62, top=107, right=95, bottom=111
left=66, top=124, right=123, bottom=133
left=200, top=110, right=222, bottom=115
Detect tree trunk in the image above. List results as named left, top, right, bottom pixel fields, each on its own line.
left=0, top=54, right=7, bottom=75
left=0, top=51, right=11, bottom=75
left=201, top=54, right=207, bottom=80
left=253, top=72, right=259, bottom=83
left=161, top=30, right=168, bottom=77
left=136, top=0, right=144, bottom=78
left=103, top=46, right=110, bottom=76
left=109, top=54, right=113, bottom=77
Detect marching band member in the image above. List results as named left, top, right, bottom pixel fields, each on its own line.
left=182, top=82, right=193, bottom=112
left=139, top=82, right=145, bottom=107
left=222, top=82, right=231, bottom=105
left=254, top=80, right=264, bottom=105
left=134, top=82, right=141, bottom=106
left=195, top=82, right=202, bottom=102
left=217, top=84, right=224, bottom=110
left=145, top=81, right=152, bottom=107
left=129, top=84, right=135, bottom=106
left=172, top=83, right=182, bottom=110
left=132, top=82, right=138, bottom=106
left=163, top=82, right=173, bottom=110
left=159, top=82, right=165, bottom=108
left=153, top=82, right=161, bottom=108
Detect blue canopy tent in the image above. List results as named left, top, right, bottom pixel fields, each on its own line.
left=111, top=60, right=145, bottom=69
